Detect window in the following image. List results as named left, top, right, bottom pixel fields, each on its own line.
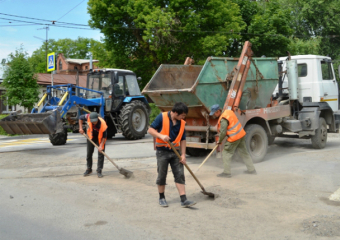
left=59, top=60, right=62, bottom=70
left=85, top=66, right=88, bottom=70
left=298, top=64, right=307, bottom=77
left=74, top=66, right=78, bottom=70
left=125, top=75, right=141, bottom=96
left=114, top=76, right=124, bottom=97
left=321, top=61, right=334, bottom=80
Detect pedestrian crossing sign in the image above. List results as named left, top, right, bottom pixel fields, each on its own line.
left=47, top=52, right=55, bottom=72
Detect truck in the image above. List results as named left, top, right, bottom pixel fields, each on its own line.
left=0, top=68, right=150, bottom=145
left=142, top=41, right=340, bottom=162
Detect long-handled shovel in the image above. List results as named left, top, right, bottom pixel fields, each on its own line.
left=82, top=133, right=133, bottom=178
left=195, top=136, right=228, bottom=173
left=167, top=141, right=215, bottom=198
left=195, top=144, right=219, bottom=173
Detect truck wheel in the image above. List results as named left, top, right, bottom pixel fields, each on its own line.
left=120, top=101, right=149, bottom=140
left=186, top=147, right=209, bottom=157
left=245, top=124, right=268, bottom=163
left=268, top=135, right=276, bottom=145
left=49, top=128, right=67, bottom=145
left=311, top=117, right=327, bottom=149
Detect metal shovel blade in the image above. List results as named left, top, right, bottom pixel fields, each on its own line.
left=119, top=168, right=134, bottom=179
left=201, top=190, right=215, bottom=198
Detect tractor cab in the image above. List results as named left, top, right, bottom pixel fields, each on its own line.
left=87, top=69, right=143, bottom=112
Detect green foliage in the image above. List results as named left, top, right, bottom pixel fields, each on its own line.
left=149, top=103, right=161, bottom=124
left=29, top=37, right=109, bottom=73
left=246, top=0, right=293, bottom=57
left=88, top=0, right=246, bottom=87
left=0, top=114, right=8, bottom=136
left=287, top=37, right=322, bottom=55
left=2, top=47, right=40, bottom=110
left=279, top=0, right=340, bottom=59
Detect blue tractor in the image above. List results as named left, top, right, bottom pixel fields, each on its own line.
left=0, top=69, right=150, bottom=145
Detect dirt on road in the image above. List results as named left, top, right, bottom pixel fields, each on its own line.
left=1, top=135, right=340, bottom=239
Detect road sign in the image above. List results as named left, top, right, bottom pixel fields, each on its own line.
left=47, top=52, right=55, bottom=72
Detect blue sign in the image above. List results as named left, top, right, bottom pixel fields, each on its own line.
left=47, top=52, right=55, bottom=72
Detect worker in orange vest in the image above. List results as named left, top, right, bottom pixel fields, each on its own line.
left=148, top=102, right=196, bottom=208
left=210, top=104, right=256, bottom=178
left=79, top=112, right=108, bottom=178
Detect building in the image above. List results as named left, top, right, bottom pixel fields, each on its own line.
left=56, top=53, right=99, bottom=75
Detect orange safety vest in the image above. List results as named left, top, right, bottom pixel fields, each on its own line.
left=87, top=116, right=108, bottom=146
left=217, top=110, right=246, bottom=142
left=155, top=112, right=186, bottom=149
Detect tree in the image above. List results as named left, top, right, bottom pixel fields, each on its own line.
left=29, top=37, right=109, bottom=73
left=279, top=0, right=340, bottom=59
left=2, top=46, right=40, bottom=111
left=88, top=0, right=246, bottom=86
left=245, top=0, right=293, bottom=57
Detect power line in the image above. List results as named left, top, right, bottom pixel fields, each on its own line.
left=0, top=13, right=339, bottom=39
left=0, top=12, right=89, bottom=26
left=57, top=0, right=86, bottom=21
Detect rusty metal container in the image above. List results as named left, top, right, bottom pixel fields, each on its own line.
left=143, top=57, right=279, bottom=118
left=0, top=111, right=62, bottom=135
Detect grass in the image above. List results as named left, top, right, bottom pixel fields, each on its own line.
left=0, top=114, right=9, bottom=136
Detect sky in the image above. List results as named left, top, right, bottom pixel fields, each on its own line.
left=0, top=0, right=103, bottom=77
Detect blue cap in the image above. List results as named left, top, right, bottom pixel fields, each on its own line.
left=209, top=104, right=220, bottom=116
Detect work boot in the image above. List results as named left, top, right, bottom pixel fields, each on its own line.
left=97, top=170, right=103, bottom=178
left=217, top=172, right=231, bottom=178
left=181, top=200, right=196, bottom=208
left=83, top=168, right=92, bottom=177
left=244, top=170, right=257, bottom=175
left=159, top=198, right=168, bottom=207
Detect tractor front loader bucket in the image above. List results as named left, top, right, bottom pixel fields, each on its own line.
left=0, top=110, right=63, bottom=135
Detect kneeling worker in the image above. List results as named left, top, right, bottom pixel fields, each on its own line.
left=148, top=102, right=196, bottom=208
left=79, top=112, right=108, bottom=178
left=210, top=104, right=256, bottom=178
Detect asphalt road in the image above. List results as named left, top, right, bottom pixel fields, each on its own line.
left=1, top=133, right=340, bottom=239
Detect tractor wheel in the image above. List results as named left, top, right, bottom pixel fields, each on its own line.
left=49, top=128, right=67, bottom=146
left=245, top=124, right=268, bottom=163
left=311, top=117, right=327, bottom=149
left=120, top=101, right=149, bottom=140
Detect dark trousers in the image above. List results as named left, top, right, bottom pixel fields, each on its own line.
left=86, top=138, right=105, bottom=171
left=156, top=150, right=185, bottom=185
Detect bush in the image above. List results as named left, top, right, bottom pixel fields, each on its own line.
left=149, top=103, right=161, bottom=124
left=0, top=114, right=9, bottom=136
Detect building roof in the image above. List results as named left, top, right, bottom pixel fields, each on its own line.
left=65, top=59, right=99, bottom=64
left=37, top=73, right=87, bottom=87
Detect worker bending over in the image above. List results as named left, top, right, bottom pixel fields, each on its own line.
left=79, top=112, right=107, bottom=178
left=210, top=104, right=256, bottom=178
left=148, top=102, right=196, bottom=208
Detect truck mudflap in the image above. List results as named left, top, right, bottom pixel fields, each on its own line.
left=0, top=110, right=63, bottom=135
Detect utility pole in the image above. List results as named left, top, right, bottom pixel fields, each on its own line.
left=37, top=26, right=49, bottom=73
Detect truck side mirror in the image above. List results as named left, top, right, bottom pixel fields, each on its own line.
left=137, top=77, right=142, bottom=81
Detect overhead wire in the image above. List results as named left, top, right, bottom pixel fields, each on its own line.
left=57, top=0, right=87, bottom=21
left=0, top=13, right=339, bottom=39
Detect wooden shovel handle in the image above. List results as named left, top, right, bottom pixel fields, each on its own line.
left=167, top=141, right=206, bottom=191
left=196, top=144, right=219, bottom=172
left=82, top=133, right=120, bottom=170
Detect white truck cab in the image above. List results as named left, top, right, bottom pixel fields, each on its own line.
left=274, top=55, right=339, bottom=112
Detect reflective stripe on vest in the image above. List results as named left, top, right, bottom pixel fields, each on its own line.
left=155, top=112, right=186, bottom=149
left=87, top=116, right=108, bottom=146
left=217, top=110, right=246, bottom=142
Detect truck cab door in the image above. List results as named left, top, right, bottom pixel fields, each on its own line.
left=320, top=60, right=339, bottom=111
